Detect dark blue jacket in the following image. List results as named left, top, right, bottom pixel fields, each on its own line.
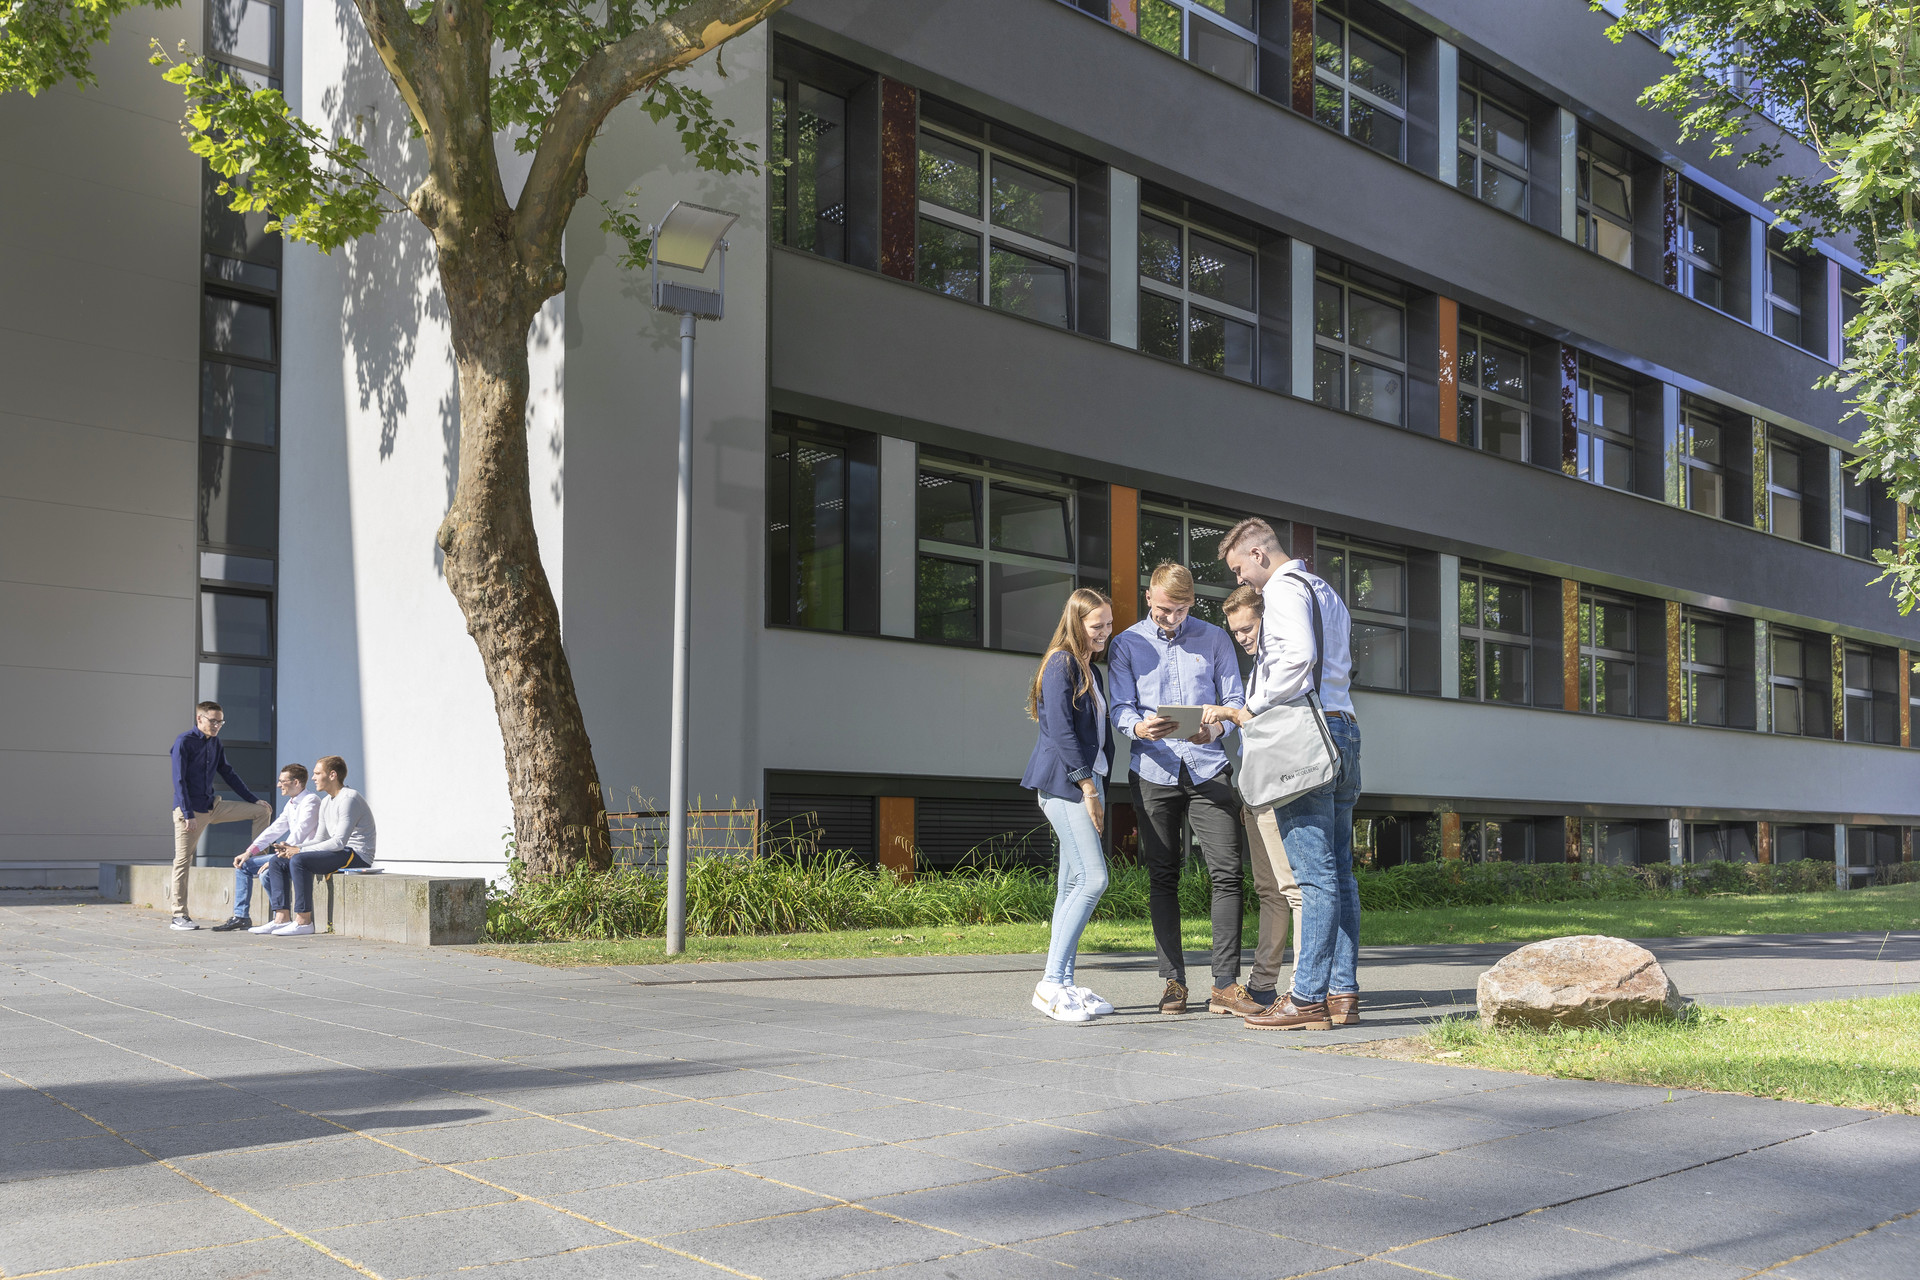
left=1020, top=651, right=1112, bottom=802
left=171, top=729, right=260, bottom=815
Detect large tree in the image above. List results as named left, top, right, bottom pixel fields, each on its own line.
left=1605, top=2, right=1920, bottom=610
left=2, top=0, right=788, bottom=874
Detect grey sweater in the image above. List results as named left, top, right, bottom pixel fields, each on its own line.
left=303, top=787, right=377, bottom=862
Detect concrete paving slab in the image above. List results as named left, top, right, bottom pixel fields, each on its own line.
left=1021, top=1209, right=1355, bottom=1279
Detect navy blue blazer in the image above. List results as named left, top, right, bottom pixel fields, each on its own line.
left=1020, top=651, right=1112, bottom=802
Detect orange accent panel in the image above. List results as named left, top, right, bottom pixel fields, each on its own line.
left=1756, top=820, right=1773, bottom=865
left=1831, top=636, right=1846, bottom=740
left=1666, top=601, right=1684, bottom=723
left=878, top=80, right=918, bottom=282
left=1111, top=485, right=1140, bottom=632
left=1108, top=0, right=1138, bottom=32
left=1437, top=297, right=1459, bottom=442
left=1440, top=812, right=1462, bottom=861
left=1290, top=0, right=1315, bottom=115
left=1565, top=816, right=1582, bottom=863
left=876, top=796, right=915, bottom=883
left=1562, top=580, right=1581, bottom=711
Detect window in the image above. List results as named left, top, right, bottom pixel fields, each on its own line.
left=1766, top=249, right=1803, bottom=345
left=916, top=457, right=1082, bottom=653
left=1576, top=591, right=1636, bottom=716
left=1140, top=0, right=1257, bottom=90
left=917, top=123, right=1076, bottom=329
left=1843, top=643, right=1898, bottom=744
left=1679, top=398, right=1728, bottom=518
left=770, top=74, right=848, bottom=260
left=1678, top=185, right=1725, bottom=310
left=1459, top=568, right=1529, bottom=704
left=1457, top=63, right=1529, bottom=217
left=1138, top=209, right=1257, bottom=382
left=1461, top=819, right=1532, bottom=864
left=1575, top=363, right=1633, bottom=491
left=767, top=423, right=877, bottom=632
left=1320, top=536, right=1407, bottom=691
left=1687, top=823, right=1755, bottom=864
left=1768, top=627, right=1828, bottom=737
left=1457, top=319, right=1528, bottom=460
left=1138, top=500, right=1251, bottom=627
left=208, top=0, right=280, bottom=87
left=1681, top=609, right=1729, bottom=726
left=1581, top=820, right=1652, bottom=867
left=1765, top=433, right=1806, bottom=541
left=1313, top=258, right=1407, bottom=426
left=1311, top=3, right=1406, bottom=160
left=1841, top=269, right=1868, bottom=362
left=1841, top=466, right=1896, bottom=560
left=1577, top=129, right=1634, bottom=267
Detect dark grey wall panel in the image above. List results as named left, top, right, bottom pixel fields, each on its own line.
left=771, top=249, right=1919, bottom=647
left=779, top=0, right=1848, bottom=442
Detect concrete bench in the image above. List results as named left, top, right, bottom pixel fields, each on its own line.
left=99, top=862, right=487, bottom=946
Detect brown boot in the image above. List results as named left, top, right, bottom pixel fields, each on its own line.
left=1328, top=992, right=1360, bottom=1026
left=1243, top=994, right=1332, bottom=1031
left=1208, top=983, right=1262, bottom=1016
left=1159, top=979, right=1189, bottom=1014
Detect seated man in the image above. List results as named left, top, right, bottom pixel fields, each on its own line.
left=210, top=763, right=321, bottom=932
left=254, top=755, right=377, bottom=937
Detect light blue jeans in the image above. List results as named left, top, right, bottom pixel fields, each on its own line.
left=1040, top=778, right=1108, bottom=987
left=232, top=852, right=275, bottom=918
left=1276, top=718, right=1362, bottom=1004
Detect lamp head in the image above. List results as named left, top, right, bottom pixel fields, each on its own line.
left=652, top=201, right=739, bottom=272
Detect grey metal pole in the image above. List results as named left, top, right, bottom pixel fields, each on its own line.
left=666, top=312, right=696, bottom=954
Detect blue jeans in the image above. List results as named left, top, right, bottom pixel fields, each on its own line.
left=1039, top=779, right=1108, bottom=987
left=232, top=852, right=275, bottom=917
left=263, top=850, right=358, bottom=915
left=1275, top=718, right=1362, bottom=1004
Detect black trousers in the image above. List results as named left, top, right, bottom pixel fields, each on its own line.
left=1133, top=764, right=1245, bottom=989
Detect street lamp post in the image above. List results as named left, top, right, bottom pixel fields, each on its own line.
left=647, top=201, right=738, bottom=956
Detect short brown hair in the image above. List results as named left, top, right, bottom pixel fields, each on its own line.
left=315, top=755, right=348, bottom=783
left=195, top=701, right=223, bottom=716
left=1223, top=585, right=1264, bottom=619
left=1147, top=561, right=1195, bottom=602
left=1217, top=517, right=1286, bottom=561
left=279, top=763, right=309, bottom=786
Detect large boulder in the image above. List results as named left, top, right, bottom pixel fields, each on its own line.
left=1477, top=935, right=1687, bottom=1031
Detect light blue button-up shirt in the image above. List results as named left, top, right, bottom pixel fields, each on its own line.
left=1107, top=615, right=1246, bottom=786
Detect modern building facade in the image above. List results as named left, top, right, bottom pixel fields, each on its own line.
left=5, top=0, right=1918, bottom=887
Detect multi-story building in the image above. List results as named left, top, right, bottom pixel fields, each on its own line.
left=5, top=0, right=1917, bottom=888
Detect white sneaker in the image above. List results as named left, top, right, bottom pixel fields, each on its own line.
left=1034, top=983, right=1093, bottom=1023
left=1073, top=987, right=1114, bottom=1017
left=271, top=922, right=315, bottom=936
left=247, top=921, right=284, bottom=934
left=169, top=915, right=198, bottom=931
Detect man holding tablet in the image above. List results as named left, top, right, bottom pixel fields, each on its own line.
left=1108, top=562, right=1255, bottom=1016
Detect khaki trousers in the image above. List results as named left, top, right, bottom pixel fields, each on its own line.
left=171, top=797, right=270, bottom=916
left=1243, top=804, right=1305, bottom=994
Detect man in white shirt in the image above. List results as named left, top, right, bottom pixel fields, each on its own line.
left=209, top=763, right=323, bottom=931
left=1202, top=518, right=1362, bottom=1032
left=254, top=755, right=378, bottom=937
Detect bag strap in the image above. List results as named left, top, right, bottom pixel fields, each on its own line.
left=1285, top=569, right=1327, bottom=697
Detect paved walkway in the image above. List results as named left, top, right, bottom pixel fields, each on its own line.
left=2, top=897, right=1916, bottom=1280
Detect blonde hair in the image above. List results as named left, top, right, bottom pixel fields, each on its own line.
left=1217, top=517, right=1286, bottom=562
left=1147, top=561, right=1196, bottom=602
left=1223, top=585, right=1264, bottom=618
left=1026, top=588, right=1113, bottom=721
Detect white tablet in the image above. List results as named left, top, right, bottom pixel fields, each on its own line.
left=1147, top=704, right=1209, bottom=739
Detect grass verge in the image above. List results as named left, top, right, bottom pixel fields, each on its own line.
left=1358, top=995, right=1920, bottom=1115
left=470, top=880, right=1920, bottom=967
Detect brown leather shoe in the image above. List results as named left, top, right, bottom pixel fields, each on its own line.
left=1159, top=979, right=1189, bottom=1014
left=1243, top=995, right=1333, bottom=1031
left=1208, top=983, right=1262, bottom=1016
left=1328, top=992, right=1360, bottom=1026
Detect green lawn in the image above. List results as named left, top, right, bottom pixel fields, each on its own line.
left=471, top=880, right=1920, bottom=967
left=1404, top=994, right=1920, bottom=1115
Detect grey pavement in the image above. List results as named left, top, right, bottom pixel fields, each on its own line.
left=1, top=895, right=1916, bottom=1280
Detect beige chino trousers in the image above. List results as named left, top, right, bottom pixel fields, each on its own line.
left=171, top=797, right=270, bottom=916
left=1242, top=804, right=1305, bottom=994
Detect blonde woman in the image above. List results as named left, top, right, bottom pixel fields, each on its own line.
left=1019, top=588, right=1116, bottom=1023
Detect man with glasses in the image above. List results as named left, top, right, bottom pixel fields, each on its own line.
left=1108, top=562, right=1257, bottom=1016
left=167, top=700, right=271, bottom=931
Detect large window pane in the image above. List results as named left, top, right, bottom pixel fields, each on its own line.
left=917, top=556, right=980, bottom=643
left=1140, top=291, right=1182, bottom=361
left=789, top=84, right=848, bottom=259
left=1139, top=512, right=1182, bottom=571
left=918, top=135, right=981, bottom=215
left=1347, top=293, right=1403, bottom=357
left=1479, top=100, right=1528, bottom=166
left=1594, top=218, right=1633, bottom=265
left=1351, top=105, right=1402, bottom=159
left=1352, top=623, right=1404, bottom=690
left=203, top=294, right=274, bottom=360
left=1348, top=31, right=1402, bottom=104
left=1189, top=20, right=1255, bottom=90
left=1188, top=307, right=1254, bottom=381
left=988, top=248, right=1069, bottom=327
left=1689, top=469, right=1724, bottom=518
left=200, top=361, right=277, bottom=445
left=1484, top=641, right=1528, bottom=703
left=1691, top=673, right=1727, bottom=725
left=1139, top=216, right=1182, bottom=285
left=1313, top=280, right=1343, bottom=339
left=199, top=444, right=278, bottom=551
left=990, top=159, right=1072, bottom=247
left=1601, top=439, right=1633, bottom=490
left=201, top=591, right=271, bottom=657
left=1482, top=402, right=1526, bottom=460
left=1770, top=492, right=1803, bottom=539
left=990, top=484, right=1072, bottom=559
left=917, top=219, right=981, bottom=301
left=1349, top=554, right=1404, bottom=614
left=198, top=662, right=272, bottom=742
left=200, top=552, right=273, bottom=585
left=1187, top=519, right=1235, bottom=588
left=1141, top=0, right=1181, bottom=54
left=210, top=0, right=276, bottom=67
left=1187, top=233, right=1253, bottom=310
left=1481, top=167, right=1526, bottom=216
left=1313, top=349, right=1344, bottom=410
left=1480, top=342, right=1526, bottom=396
left=1482, top=580, right=1526, bottom=633
left=790, top=439, right=846, bottom=631
left=1349, top=360, right=1403, bottom=425
left=917, top=471, right=980, bottom=546
left=991, top=563, right=1076, bottom=654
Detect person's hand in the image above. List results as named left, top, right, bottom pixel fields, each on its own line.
left=255, top=799, right=271, bottom=812
left=1080, top=780, right=1105, bottom=837
left=275, top=843, right=298, bottom=859
left=173, top=808, right=186, bottom=826
left=233, top=852, right=249, bottom=868
left=1133, top=716, right=1177, bottom=742
left=1200, top=704, right=1247, bottom=728
left=1185, top=724, right=1215, bottom=744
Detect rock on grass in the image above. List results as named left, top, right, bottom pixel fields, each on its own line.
left=1477, top=934, right=1688, bottom=1030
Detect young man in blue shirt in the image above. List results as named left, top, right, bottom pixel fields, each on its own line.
left=168, top=701, right=271, bottom=931
left=1108, top=562, right=1259, bottom=1016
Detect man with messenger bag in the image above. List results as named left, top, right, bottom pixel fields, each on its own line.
left=1202, top=518, right=1362, bottom=1031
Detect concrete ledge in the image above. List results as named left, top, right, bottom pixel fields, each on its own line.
left=100, top=863, right=486, bottom=946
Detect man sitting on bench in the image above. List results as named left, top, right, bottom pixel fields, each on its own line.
left=212, top=763, right=323, bottom=932
left=254, top=755, right=377, bottom=937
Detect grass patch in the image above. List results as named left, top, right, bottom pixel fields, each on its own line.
left=1398, top=994, right=1920, bottom=1114
left=472, top=881, right=1920, bottom=967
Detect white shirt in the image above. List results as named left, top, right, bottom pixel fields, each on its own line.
left=1244, top=560, right=1357, bottom=718
left=246, top=791, right=323, bottom=855
left=301, top=787, right=378, bottom=862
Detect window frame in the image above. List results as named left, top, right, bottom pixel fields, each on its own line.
left=1576, top=588, right=1638, bottom=717
left=1458, top=566, right=1532, bottom=705
left=1457, top=321, right=1530, bottom=461
left=1677, top=194, right=1726, bottom=310
left=1139, top=0, right=1259, bottom=91
left=1767, top=625, right=1820, bottom=737
left=1456, top=68, right=1530, bottom=219
left=1137, top=498, right=1254, bottom=628
left=1319, top=534, right=1409, bottom=693
left=1765, top=248, right=1804, bottom=346
left=1680, top=607, right=1730, bottom=727
left=769, top=71, right=851, bottom=262
left=1679, top=399, right=1729, bottom=520
left=1310, top=4, right=1408, bottom=161
left=1575, top=363, right=1634, bottom=492
left=206, top=0, right=281, bottom=87
left=1764, top=431, right=1807, bottom=541
left=1575, top=130, right=1634, bottom=268
left=1313, top=263, right=1409, bottom=427
left=1137, top=206, right=1259, bottom=383
left=915, top=457, right=1083, bottom=653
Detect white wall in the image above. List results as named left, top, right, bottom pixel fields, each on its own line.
left=0, top=6, right=203, bottom=883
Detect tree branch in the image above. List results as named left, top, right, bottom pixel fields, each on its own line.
left=514, top=0, right=788, bottom=277
left=349, top=0, right=433, bottom=137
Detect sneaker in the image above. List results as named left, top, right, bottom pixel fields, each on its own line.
left=1158, top=979, right=1189, bottom=1014
left=1072, top=987, right=1114, bottom=1017
left=209, top=916, right=252, bottom=933
left=247, top=921, right=284, bottom=934
left=271, top=922, right=315, bottom=936
left=169, top=915, right=198, bottom=931
left=1208, top=983, right=1262, bottom=1016
left=1034, top=984, right=1093, bottom=1024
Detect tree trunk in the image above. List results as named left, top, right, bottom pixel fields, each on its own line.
left=435, top=257, right=608, bottom=878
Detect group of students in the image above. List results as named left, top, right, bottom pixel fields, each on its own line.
left=1021, top=517, right=1363, bottom=1029
left=168, top=701, right=379, bottom=935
